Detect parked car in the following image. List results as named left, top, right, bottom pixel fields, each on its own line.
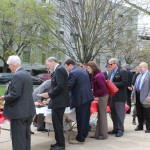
left=32, top=76, right=43, bottom=85
left=36, top=73, right=51, bottom=81
left=0, top=73, right=43, bottom=85
left=0, top=73, right=13, bottom=84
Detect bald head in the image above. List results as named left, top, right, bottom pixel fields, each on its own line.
left=139, top=62, right=148, bottom=73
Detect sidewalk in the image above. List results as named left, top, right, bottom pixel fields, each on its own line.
left=1, top=113, right=150, bottom=150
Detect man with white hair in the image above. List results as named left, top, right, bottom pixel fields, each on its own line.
left=37, top=57, right=70, bottom=150
left=132, top=62, right=150, bottom=133
left=0, top=55, right=36, bottom=150
left=108, top=58, right=128, bottom=137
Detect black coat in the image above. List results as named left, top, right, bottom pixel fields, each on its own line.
left=4, top=68, right=36, bottom=119
left=68, top=67, right=94, bottom=109
left=48, top=65, right=70, bottom=109
left=109, top=68, right=128, bottom=102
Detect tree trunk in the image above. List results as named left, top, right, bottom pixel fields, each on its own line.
left=3, top=62, right=8, bottom=72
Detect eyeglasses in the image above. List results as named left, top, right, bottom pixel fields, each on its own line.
left=109, top=63, right=115, bottom=66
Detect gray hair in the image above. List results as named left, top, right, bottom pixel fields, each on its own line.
left=47, top=57, right=58, bottom=63
left=108, top=58, right=119, bottom=65
left=7, top=55, right=21, bottom=65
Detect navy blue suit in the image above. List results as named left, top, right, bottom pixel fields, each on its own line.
left=68, top=67, right=93, bottom=142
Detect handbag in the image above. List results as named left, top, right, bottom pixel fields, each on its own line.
left=106, top=80, right=119, bottom=97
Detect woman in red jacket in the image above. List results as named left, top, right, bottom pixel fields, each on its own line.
left=87, top=61, right=109, bottom=140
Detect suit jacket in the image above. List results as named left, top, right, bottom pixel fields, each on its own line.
left=103, top=71, right=109, bottom=80
left=108, top=67, right=128, bottom=102
left=48, top=65, right=70, bottom=109
left=33, top=79, right=52, bottom=101
left=3, top=68, right=36, bottom=119
left=133, top=72, right=150, bottom=106
left=68, top=67, right=94, bottom=109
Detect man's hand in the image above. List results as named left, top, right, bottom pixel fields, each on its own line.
left=36, top=93, right=49, bottom=98
left=145, top=97, right=150, bottom=102
left=131, top=96, right=134, bottom=102
left=0, top=96, right=5, bottom=101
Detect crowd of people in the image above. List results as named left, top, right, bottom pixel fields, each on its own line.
left=0, top=55, right=150, bottom=150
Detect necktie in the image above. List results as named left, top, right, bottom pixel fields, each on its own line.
left=110, top=71, right=115, bottom=81
left=136, top=74, right=143, bottom=91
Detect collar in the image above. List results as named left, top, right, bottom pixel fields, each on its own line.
left=54, top=64, right=59, bottom=71
left=15, top=67, right=21, bottom=73
left=112, top=67, right=118, bottom=74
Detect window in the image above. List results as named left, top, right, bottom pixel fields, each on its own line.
left=127, top=30, right=132, bottom=38
left=117, top=28, right=123, bottom=36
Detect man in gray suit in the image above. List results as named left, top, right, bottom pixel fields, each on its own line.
left=0, top=55, right=36, bottom=150
left=33, top=79, right=52, bottom=102
left=132, top=62, right=150, bottom=133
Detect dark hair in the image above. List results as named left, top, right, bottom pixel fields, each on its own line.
left=87, top=61, right=100, bottom=74
left=64, top=59, right=76, bottom=66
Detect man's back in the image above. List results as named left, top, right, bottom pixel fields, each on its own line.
left=68, top=67, right=93, bottom=108
left=48, top=65, right=70, bottom=109
left=4, top=68, right=36, bottom=119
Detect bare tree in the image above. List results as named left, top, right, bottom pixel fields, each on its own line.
left=124, top=0, right=150, bottom=15
left=45, top=0, right=139, bottom=66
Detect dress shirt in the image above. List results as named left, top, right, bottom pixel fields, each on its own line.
left=135, top=70, right=148, bottom=91
left=110, top=67, right=118, bottom=81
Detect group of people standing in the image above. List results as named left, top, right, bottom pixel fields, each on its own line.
left=0, top=55, right=150, bottom=150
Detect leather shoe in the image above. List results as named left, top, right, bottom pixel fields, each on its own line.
left=116, top=132, right=123, bottom=137
left=135, top=126, right=143, bottom=131
left=30, top=131, right=34, bottom=134
left=108, top=130, right=117, bottom=134
left=50, top=145, right=65, bottom=150
left=37, top=128, right=48, bottom=132
left=145, top=130, right=150, bottom=133
left=50, top=143, right=58, bottom=148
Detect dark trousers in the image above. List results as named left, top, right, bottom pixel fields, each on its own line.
left=109, top=101, right=125, bottom=132
left=11, top=116, right=33, bottom=150
left=136, top=92, right=144, bottom=128
left=75, top=101, right=91, bottom=142
left=52, top=107, right=65, bottom=147
left=144, top=107, right=150, bottom=130
left=126, top=90, right=132, bottom=114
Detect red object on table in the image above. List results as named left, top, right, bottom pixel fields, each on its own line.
left=0, top=111, right=8, bottom=124
left=90, top=100, right=130, bottom=115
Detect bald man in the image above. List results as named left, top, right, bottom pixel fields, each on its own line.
left=132, top=62, right=150, bottom=133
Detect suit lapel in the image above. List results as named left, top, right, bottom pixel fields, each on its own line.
left=141, top=72, right=149, bottom=88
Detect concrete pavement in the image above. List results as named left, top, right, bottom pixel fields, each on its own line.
left=0, top=113, right=150, bottom=150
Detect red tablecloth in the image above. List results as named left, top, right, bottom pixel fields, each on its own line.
left=90, top=100, right=130, bottom=115
left=0, top=112, right=8, bottom=124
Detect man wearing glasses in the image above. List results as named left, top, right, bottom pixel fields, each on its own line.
left=108, top=58, right=128, bottom=137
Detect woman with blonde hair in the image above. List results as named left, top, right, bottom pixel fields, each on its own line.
left=87, top=61, right=109, bottom=140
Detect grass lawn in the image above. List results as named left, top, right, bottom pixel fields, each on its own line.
left=0, top=85, right=38, bottom=96
left=0, top=86, right=6, bottom=96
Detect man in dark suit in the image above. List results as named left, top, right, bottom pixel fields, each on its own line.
left=122, top=64, right=133, bottom=114
left=103, top=64, right=111, bottom=80
left=0, top=55, right=36, bottom=150
left=38, top=57, right=70, bottom=150
left=108, top=58, right=128, bottom=137
left=64, top=59, right=94, bottom=144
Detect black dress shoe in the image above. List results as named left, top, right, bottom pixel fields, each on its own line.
left=51, top=143, right=58, bottom=148
left=135, top=126, right=143, bottom=131
left=50, top=145, right=65, bottom=150
left=108, top=130, right=117, bottom=134
left=116, top=132, right=123, bottom=137
left=145, top=130, right=150, bottom=133
left=30, top=131, right=34, bottom=134
left=37, top=128, right=48, bottom=132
